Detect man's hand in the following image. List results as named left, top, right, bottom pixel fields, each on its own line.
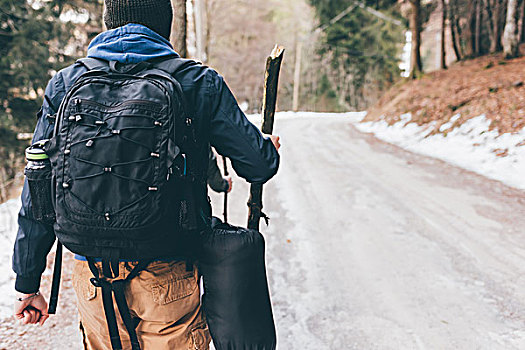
left=225, top=176, right=233, bottom=193
left=14, top=292, right=49, bottom=326
left=268, top=135, right=280, bottom=151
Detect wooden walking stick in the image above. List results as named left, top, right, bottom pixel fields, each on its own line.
left=222, top=155, right=229, bottom=223
left=247, top=45, right=285, bottom=231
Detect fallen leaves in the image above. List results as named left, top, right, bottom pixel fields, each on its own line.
left=367, top=52, right=525, bottom=134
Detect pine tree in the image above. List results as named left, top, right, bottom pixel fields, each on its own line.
left=0, top=1, right=69, bottom=193
left=308, top=0, right=403, bottom=109
left=0, top=0, right=102, bottom=198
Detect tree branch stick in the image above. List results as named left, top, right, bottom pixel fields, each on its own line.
left=247, top=45, right=285, bottom=231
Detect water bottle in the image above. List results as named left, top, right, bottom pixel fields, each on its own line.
left=25, top=140, right=55, bottom=225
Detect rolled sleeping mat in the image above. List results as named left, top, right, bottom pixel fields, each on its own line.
left=199, top=217, right=276, bottom=350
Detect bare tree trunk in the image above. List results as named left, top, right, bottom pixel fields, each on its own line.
left=449, top=0, right=463, bottom=60
left=0, top=168, right=6, bottom=203
left=518, top=0, right=525, bottom=43
left=194, top=0, right=205, bottom=61
left=475, top=0, right=482, bottom=54
left=464, top=0, right=477, bottom=56
left=503, top=0, right=521, bottom=57
left=171, top=0, right=187, bottom=57
left=519, top=0, right=525, bottom=42
left=102, top=1, right=107, bottom=31
left=204, top=0, right=212, bottom=62
left=485, top=0, right=495, bottom=40
left=490, top=0, right=504, bottom=52
left=409, top=0, right=423, bottom=78
left=292, top=40, right=303, bottom=111
left=441, top=0, right=448, bottom=68
left=190, top=0, right=197, bottom=55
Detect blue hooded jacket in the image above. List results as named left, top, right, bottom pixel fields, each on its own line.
left=13, top=24, right=279, bottom=293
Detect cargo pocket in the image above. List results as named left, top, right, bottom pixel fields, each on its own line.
left=142, top=262, right=200, bottom=322
left=151, top=273, right=196, bottom=305
left=190, top=322, right=211, bottom=350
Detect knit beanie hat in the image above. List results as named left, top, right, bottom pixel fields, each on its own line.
left=104, top=0, right=173, bottom=40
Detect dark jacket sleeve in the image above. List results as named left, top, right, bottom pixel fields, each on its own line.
left=12, top=73, right=66, bottom=294
left=207, top=148, right=229, bottom=193
left=207, top=71, right=279, bottom=184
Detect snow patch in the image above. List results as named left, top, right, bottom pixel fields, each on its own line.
left=0, top=199, right=19, bottom=318
left=439, top=114, right=461, bottom=132
left=353, top=114, right=525, bottom=190
left=246, top=111, right=367, bottom=127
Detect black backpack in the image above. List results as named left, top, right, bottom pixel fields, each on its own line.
left=45, top=57, right=205, bottom=350
left=47, top=57, right=203, bottom=260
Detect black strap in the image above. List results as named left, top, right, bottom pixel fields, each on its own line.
left=87, top=258, right=152, bottom=350
left=101, top=281, right=123, bottom=350
left=86, top=257, right=99, bottom=278
left=100, top=249, right=120, bottom=279
left=44, top=95, right=58, bottom=115
left=138, top=63, right=188, bottom=112
left=112, top=261, right=149, bottom=350
left=113, top=281, right=140, bottom=350
left=125, top=261, right=151, bottom=280
left=87, top=257, right=123, bottom=350
left=48, top=242, right=62, bottom=314
left=102, top=259, right=114, bottom=279
left=147, top=57, right=201, bottom=173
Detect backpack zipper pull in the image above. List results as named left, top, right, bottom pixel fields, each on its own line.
left=73, top=99, right=81, bottom=113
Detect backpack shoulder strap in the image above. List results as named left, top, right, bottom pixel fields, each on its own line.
left=77, top=57, right=198, bottom=75
left=76, top=57, right=109, bottom=71
left=146, top=57, right=197, bottom=115
left=153, top=57, right=200, bottom=76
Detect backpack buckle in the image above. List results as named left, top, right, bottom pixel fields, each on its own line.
left=90, top=277, right=101, bottom=287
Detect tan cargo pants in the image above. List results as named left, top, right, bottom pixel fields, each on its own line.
left=72, top=259, right=211, bottom=350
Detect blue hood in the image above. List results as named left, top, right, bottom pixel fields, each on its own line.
left=87, top=24, right=179, bottom=64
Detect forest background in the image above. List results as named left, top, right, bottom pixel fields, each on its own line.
left=1, top=0, right=523, bottom=200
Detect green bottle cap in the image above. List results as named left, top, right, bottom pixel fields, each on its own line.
left=26, top=143, right=49, bottom=161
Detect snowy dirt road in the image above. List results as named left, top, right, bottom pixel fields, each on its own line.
left=1, top=114, right=524, bottom=349
left=210, top=114, right=525, bottom=350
